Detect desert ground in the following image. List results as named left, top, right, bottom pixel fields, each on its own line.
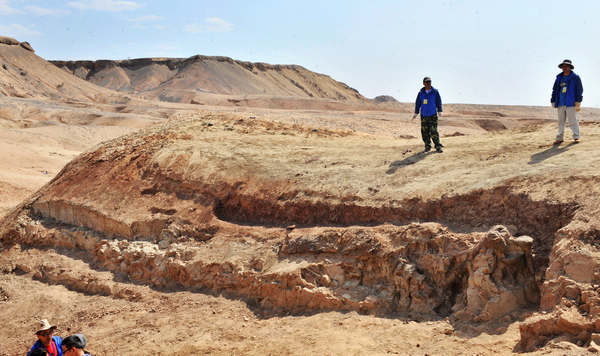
left=2, top=38, right=600, bottom=356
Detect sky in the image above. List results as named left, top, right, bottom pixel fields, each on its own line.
left=1, top=0, right=600, bottom=107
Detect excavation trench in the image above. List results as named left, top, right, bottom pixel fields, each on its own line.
left=3, top=182, right=579, bottom=322
left=214, top=185, right=578, bottom=270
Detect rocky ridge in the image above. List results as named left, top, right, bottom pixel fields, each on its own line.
left=51, top=56, right=365, bottom=104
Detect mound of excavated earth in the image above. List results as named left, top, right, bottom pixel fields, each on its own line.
left=2, top=113, right=600, bottom=352
left=51, top=56, right=365, bottom=104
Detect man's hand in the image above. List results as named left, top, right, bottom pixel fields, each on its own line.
left=437, top=112, right=443, bottom=117
left=551, top=102, right=556, bottom=108
left=575, top=102, right=581, bottom=112
left=411, top=113, right=418, bottom=120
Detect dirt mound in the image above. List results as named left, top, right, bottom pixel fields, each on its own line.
left=0, top=40, right=115, bottom=101
left=475, top=119, right=507, bottom=131
left=51, top=56, right=366, bottom=104
left=374, top=95, right=398, bottom=103
left=2, top=113, right=600, bottom=354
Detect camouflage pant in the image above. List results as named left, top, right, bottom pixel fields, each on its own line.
left=421, top=115, right=441, bottom=149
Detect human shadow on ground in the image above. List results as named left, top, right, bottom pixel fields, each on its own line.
left=386, top=150, right=435, bottom=174
left=528, top=142, right=577, bottom=165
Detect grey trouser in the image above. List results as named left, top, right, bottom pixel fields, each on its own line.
left=556, top=106, right=580, bottom=140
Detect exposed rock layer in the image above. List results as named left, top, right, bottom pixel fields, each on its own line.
left=1, top=114, right=599, bottom=352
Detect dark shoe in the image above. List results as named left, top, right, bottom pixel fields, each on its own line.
left=573, top=138, right=580, bottom=143
left=553, top=140, right=563, bottom=145
left=424, top=146, right=431, bottom=152
left=436, top=146, right=443, bottom=153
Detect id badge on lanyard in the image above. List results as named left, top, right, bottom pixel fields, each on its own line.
left=423, top=99, right=428, bottom=105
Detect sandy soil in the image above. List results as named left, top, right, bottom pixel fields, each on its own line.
left=1, top=101, right=599, bottom=355
left=2, top=39, right=600, bottom=355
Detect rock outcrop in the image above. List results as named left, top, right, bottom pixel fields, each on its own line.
left=0, top=36, right=34, bottom=51
left=0, top=35, right=19, bottom=45
left=374, top=95, right=398, bottom=103
left=0, top=114, right=583, bottom=327
left=19, top=41, right=34, bottom=52
left=0, top=37, right=115, bottom=100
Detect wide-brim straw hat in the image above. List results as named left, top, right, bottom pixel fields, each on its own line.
left=558, top=59, right=574, bottom=69
left=35, top=319, right=57, bottom=334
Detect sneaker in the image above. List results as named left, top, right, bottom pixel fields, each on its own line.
left=553, top=140, right=563, bottom=145
left=436, top=146, right=443, bottom=153
left=424, top=146, right=431, bottom=152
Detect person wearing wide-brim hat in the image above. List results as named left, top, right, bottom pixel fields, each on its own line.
left=27, top=319, right=63, bottom=356
left=551, top=59, right=583, bottom=144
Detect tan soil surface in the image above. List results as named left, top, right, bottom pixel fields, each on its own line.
left=3, top=39, right=600, bottom=356
left=2, top=108, right=600, bottom=355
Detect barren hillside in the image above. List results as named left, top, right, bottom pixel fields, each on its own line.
left=52, top=56, right=366, bottom=105
left=0, top=38, right=117, bottom=103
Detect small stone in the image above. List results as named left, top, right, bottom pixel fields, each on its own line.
left=512, top=236, right=534, bottom=247
left=286, top=225, right=296, bottom=230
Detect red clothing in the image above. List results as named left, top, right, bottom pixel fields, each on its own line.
left=47, top=340, right=58, bottom=356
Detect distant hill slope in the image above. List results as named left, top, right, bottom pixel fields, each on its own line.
left=51, top=56, right=366, bottom=104
left=0, top=38, right=114, bottom=102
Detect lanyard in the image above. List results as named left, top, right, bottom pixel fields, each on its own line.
left=47, top=340, right=58, bottom=356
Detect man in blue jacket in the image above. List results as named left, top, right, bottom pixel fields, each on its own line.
left=412, top=77, right=443, bottom=152
left=551, top=59, right=583, bottom=144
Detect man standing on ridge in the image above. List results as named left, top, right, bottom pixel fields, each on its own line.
left=551, top=59, right=583, bottom=144
left=412, top=77, right=443, bottom=153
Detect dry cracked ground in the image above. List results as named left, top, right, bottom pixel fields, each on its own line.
left=1, top=102, right=600, bottom=355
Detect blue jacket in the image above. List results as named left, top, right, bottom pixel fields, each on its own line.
left=414, top=87, right=442, bottom=117
left=551, top=72, right=583, bottom=107
left=28, top=336, right=63, bottom=356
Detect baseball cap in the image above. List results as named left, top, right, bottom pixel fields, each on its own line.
left=62, top=334, right=87, bottom=349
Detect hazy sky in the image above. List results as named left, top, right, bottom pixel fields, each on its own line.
left=1, top=0, right=600, bottom=106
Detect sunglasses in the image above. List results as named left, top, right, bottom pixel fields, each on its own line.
left=38, top=330, right=54, bottom=337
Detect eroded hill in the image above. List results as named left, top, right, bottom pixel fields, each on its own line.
left=0, top=38, right=116, bottom=102
left=52, top=56, right=365, bottom=104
